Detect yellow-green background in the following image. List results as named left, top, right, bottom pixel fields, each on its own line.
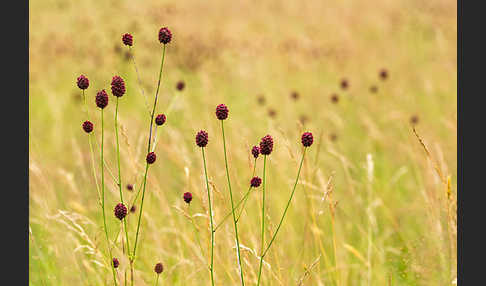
left=29, top=0, right=457, bottom=285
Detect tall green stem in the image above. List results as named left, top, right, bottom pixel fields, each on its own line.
left=257, top=148, right=307, bottom=286
left=221, top=120, right=245, bottom=286
left=201, top=148, right=215, bottom=286
left=147, top=45, right=166, bottom=153
left=155, top=274, right=160, bottom=286
left=115, top=97, right=131, bottom=257
left=131, top=44, right=167, bottom=285
left=101, top=109, right=118, bottom=286
left=256, top=155, right=267, bottom=286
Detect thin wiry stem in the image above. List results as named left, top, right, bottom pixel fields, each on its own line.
left=201, top=148, right=215, bottom=286
left=256, top=155, right=267, bottom=286
left=262, top=148, right=306, bottom=257
left=101, top=109, right=118, bottom=286
left=214, top=185, right=252, bottom=232
left=155, top=274, right=159, bottom=286
left=115, top=97, right=131, bottom=257
left=82, top=89, right=101, bottom=201
left=147, top=44, right=167, bottom=153
left=214, top=158, right=257, bottom=231
left=221, top=120, right=245, bottom=286
left=131, top=43, right=167, bottom=285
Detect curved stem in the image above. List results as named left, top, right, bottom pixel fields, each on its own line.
left=214, top=158, right=257, bottom=231
left=262, top=148, right=306, bottom=257
left=132, top=163, right=149, bottom=260
left=115, top=97, right=131, bottom=256
left=82, top=89, right=101, bottom=201
left=101, top=109, right=118, bottom=286
left=256, top=155, right=267, bottom=286
left=147, top=45, right=166, bottom=153
left=201, top=148, right=215, bottom=286
left=221, top=121, right=245, bottom=286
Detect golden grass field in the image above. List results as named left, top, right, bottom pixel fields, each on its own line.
left=29, top=0, right=457, bottom=285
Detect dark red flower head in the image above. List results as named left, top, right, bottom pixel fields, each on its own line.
left=259, top=135, right=274, bottom=155
left=96, top=90, right=109, bottom=109
left=370, top=85, right=378, bottom=93
left=340, top=78, right=349, bottom=90
left=146, top=152, right=156, bottom=164
left=251, top=146, right=260, bottom=159
left=111, top=76, right=126, bottom=97
left=257, top=95, right=266, bottom=105
left=410, top=115, right=419, bottom=125
left=301, top=132, right=314, bottom=147
left=126, top=184, right=133, bottom=191
left=77, top=75, right=89, bottom=90
left=215, top=104, right=229, bottom=120
left=251, top=176, right=262, bottom=188
left=290, top=91, right=299, bottom=100
left=154, top=262, right=164, bottom=274
left=112, top=258, right=120, bottom=268
left=122, top=33, right=133, bottom=46
left=130, top=205, right=136, bottom=213
left=159, top=27, right=172, bottom=44
left=379, top=68, right=388, bottom=80
left=176, top=81, right=185, bottom=91
left=155, top=114, right=166, bottom=126
left=183, top=192, right=193, bottom=204
left=331, top=94, right=339, bottom=104
left=196, top=130, right=208, bottom=147
left=114, top=203, right=127, bottom=220
left=82, top=121, right=93, bottom=133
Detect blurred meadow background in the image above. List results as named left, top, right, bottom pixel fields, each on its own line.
left=29, top=0, right=457, bottom=285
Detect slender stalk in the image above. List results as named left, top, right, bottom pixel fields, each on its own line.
left=262, top=148, right=306, bottom=257
left=131, top=43, right=167, bottom=285
left=257, top=148, right=306, bottom=285
left=236, top=158, right=257, bottom=222
left=220, top=121, right=245, bottom=285
left=100, top=109, right=118, bottom=286
left=201, top=148, right=215, bottom=286
left=82, top=90, right=101, bottom=199
left=256, top=155, right=267, bottom=286
left=155, top=274, right=160, bottom=286
left=115, top=97, right=131, bottom=257
left=214, top=158, right=256, bottom=231
left=147, top=45, right=167, bottom=153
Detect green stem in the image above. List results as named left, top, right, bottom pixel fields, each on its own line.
left=101, top=109, right=118, bottom=286
left=256, top=155, right=267, bottom=286
left=115, top=97, right=131, bottom=256
left=235, top=158, right=257, bottom=222
left=221, top=121, right=245, bottom=286
left=128, top=46, right=151, bottom=117
left=82, top=89, right=101, bottom=201
left=131, top=43, right=167, bottom=286
left=262, top=148, right=306, bottom=258
left=214, top=159, right=256, bottom=231
left=201, top=148, right=215, bottom=286
left=132, top=163, right=149, bottom=261
left=155, top=274, right=160, bottom=286
left=147, top=45, right=166, bottom=153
